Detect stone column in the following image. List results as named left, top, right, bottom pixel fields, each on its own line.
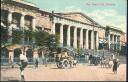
left=8, top=11, right=13, bottom=24
left=60, top=24, right=63, bottom=46
left=8, top=11, right=13, bottom=43
left=112, top=34, right=114, bottom=49
left=73, top=27, right=77, bottom=48
left=20, top=14, right=25, bottom=28
left=32, top=17, right=36, bottom=44
left=115, top=35, right=118, bottom=49
left=108, top=34, right=110, bottom=50
left=91, top=30, right=94, bottom=49
left=52, top=23, right=56, bottom=34
left=117, top=36, right=119, bottom=50
left=96, top=31, right=99, bottom=50
left=116, top=35, right=118, bottom=43
left=67, top=25, right=70, bottom=46
left=86, top=29, right=88, bottom=49
left=32, top=17, right=36, bottom=31
left=20, top=14, right=25, bottom=45
left=80, top=28, right=83, bottom=48
left=119, top=36, right=121, bottom=50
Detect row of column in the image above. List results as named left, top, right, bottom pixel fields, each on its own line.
left=53, top=23, right=99, bottom=49
left=7, top=11, right=36, bottom=43
left=109, top=34, right=121, bottom=50
left=7, top=11, right=36, bottom=30
left=6, top=11, right=37, bottom=60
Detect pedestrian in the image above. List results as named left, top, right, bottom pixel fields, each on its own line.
left=33, top=49, right=39, bottom=68
left=112, top=58, right=118, bottom=74
left=41, top=50, right=45, bottom=65
left=44, top=50, right=49, bottom=67
left=86, top=54, right=89, bottom=61
left=112, top=54, right=116, bottom=60
left=102, top=54, right=105, bottom=60
left=88, top=53, right=92, bottom=65
left=9, top=55, right=14, bottom=68
left=55, top=54, right=60, bottom=67
left=18, top=48, right=28, bottom=81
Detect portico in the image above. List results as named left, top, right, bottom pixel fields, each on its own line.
left=109, top=33, right=121, bottom=50
left=53, top=17, right=99, bottom=50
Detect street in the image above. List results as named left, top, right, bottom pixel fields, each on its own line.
left=1, top=63, right=126, bottom=81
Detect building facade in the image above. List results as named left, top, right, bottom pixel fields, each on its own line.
left=1, top=0, right=126, bottom=62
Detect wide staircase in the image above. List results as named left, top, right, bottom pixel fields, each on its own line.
left=86, top=49, right=126, bottom=64
left=86, top=50, right=112, bottom=57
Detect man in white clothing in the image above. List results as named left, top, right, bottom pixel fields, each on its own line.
left=17, top=48, right=28, bottom=81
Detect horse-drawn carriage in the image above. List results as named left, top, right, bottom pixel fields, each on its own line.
left=55, top=50, right=78, bottom=69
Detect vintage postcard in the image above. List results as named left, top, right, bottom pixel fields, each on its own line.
left=1, top=0, right=127, bottom=81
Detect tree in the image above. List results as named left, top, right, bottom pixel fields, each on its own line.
left=1, top=27, right=24, bottom=48
left=34, top=30, right=50, bottom=48
left=24, top=29, right=33, bottom=45
left=12, top=29, right=24, bottom=44
left=1, top=27, right=9, bottom=47
left=45, top=34, right=59, bottom=52
left=1, top=25, right=60, bottom=54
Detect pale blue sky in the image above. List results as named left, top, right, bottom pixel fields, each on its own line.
left=25, top=0, right=126, bottom=15
left=25, top=0, right=127, bottom=32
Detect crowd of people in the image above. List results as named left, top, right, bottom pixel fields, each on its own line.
left=15, top=47, right=120, bottom=81
left=88, top=52, right=120, bottom=74
left=16, top=47, right=50, bottom=81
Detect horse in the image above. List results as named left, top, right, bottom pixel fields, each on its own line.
left=100, top=58, right=110, bottom=68
left=72, top=59, right=78, bottom=67
left=108, top=60, right=113, bottom=68
left=100, top=59, right=106, bottom=68
left=100, top=57, right=115, bottom=68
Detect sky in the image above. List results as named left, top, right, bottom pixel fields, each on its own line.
left=25, top=0, right=127, bottom=33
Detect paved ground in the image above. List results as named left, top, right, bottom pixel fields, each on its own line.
left=1, top=63, right=126, bottom=81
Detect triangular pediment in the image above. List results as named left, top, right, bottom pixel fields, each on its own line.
left=56, top=12, right=100, bottom=26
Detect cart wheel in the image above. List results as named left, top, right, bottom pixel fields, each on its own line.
left=63, top=59, right=69, bottom=68
left=57, top=61, right=63, bottom=68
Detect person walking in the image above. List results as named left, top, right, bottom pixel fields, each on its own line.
left=112, top=54, right=115, bottom=59
left=41, top=50, right=45, bottom=65
left=88, top=53, right=92, bottom=65
left=113, top=58, right=118, bottom=74
left=44, top=50, right=49, bottom=67
left=55, top=54, right=60, bottom=67
left=33, top=50, right=39, bottom=68
left=18, top=48, right=28, bottom=81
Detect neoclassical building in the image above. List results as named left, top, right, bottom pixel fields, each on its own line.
left=1, top=0, right=126, bottom=62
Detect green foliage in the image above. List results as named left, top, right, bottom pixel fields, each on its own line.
left=24, top=30, right=33, bottom=39
left=12, top=29, right=24, bottom=44
left=33, top=31, right=60, bottom=52
left=45, top=34, right=59, bottom=52
left=77, top=48, right=83, bottom=55
left=34, top=30, right=50, bottom=47
left=1, top=28, right=9, bottom=46
left=1, top=26, right=60, bottom=53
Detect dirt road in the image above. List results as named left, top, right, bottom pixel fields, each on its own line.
left=1, top=63, right=126, bottom=81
